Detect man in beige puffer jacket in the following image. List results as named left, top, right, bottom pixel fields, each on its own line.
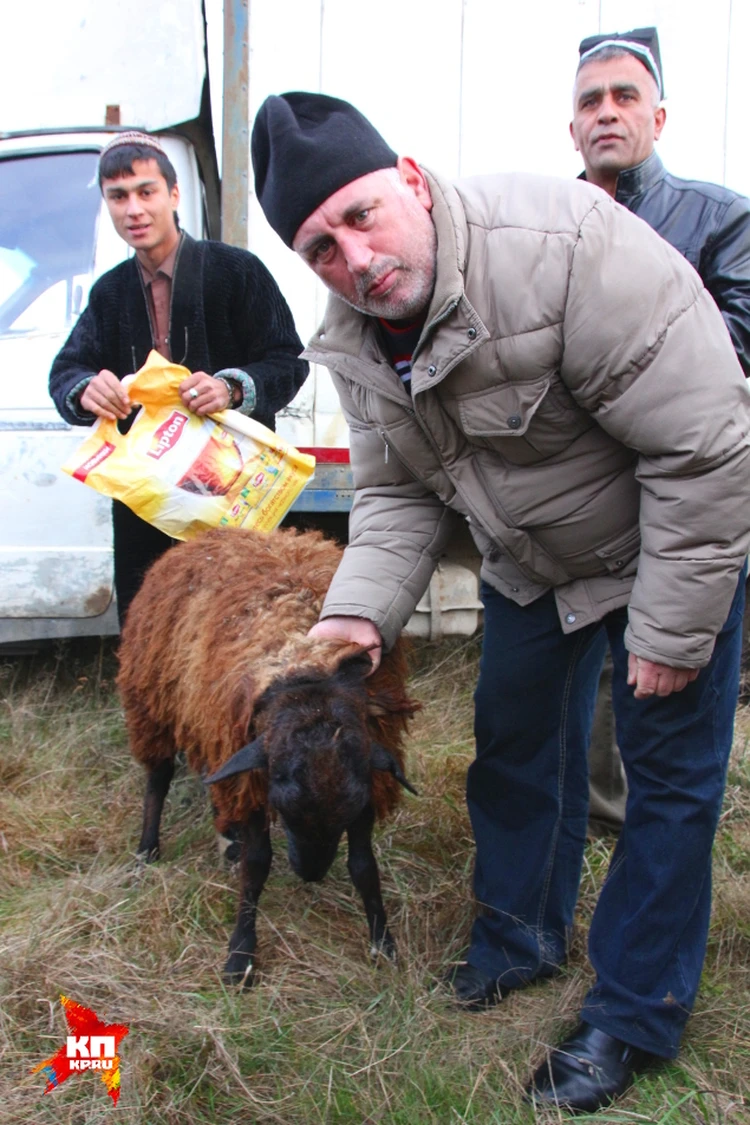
left=251, top=93, right=750, bottom=1114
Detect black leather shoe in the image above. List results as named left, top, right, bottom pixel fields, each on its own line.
left=443, top=962, right=510, bottom=1010
left=526, top=1021, right=657, bottom=1114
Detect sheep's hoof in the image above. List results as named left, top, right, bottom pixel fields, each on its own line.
left=223, top=951, right=255, bottom=989
left=136, top=845, right=160, bottom=865
left=216, top=832, right=242, bottom=866
left=370, top=932, right=398, bottom=965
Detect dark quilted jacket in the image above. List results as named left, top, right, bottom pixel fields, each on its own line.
left=49, top=234, right=308, bottom=429
left=588, top=151, right=750, bottom=375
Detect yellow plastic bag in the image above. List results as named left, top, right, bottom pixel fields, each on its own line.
left=62, top=351, right=315, bottom=540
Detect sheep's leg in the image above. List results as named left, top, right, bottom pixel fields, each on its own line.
left=137, top=758, right=175, bottom=862
left=209, top=802, right=243, bottom=864
left=346, top=803, right=397, bottom=962
left=223, top=809, right=272, bottom=987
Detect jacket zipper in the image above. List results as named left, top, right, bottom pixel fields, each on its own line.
left=411, top=298, right=460, bottom=363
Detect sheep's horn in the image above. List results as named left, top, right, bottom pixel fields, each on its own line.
left=370, top=743, right=419, bottom=796
left=206, top=738, right=267, bottom=784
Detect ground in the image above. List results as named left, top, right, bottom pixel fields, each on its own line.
left=1, top=635, right=748, bottom=1124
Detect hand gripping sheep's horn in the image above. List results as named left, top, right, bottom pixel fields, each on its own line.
left=118, top=525, right=419, bottom=988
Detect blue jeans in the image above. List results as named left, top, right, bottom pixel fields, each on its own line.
left=466, top=572, right=745, bottom=1057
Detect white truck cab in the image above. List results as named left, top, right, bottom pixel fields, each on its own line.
left=0, top=131, right=205, bottom=641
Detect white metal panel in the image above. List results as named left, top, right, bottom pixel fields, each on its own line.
left=0, top=429, right=114, bottom=618
left=319, top=0, right=464, bottom=174
left=0, top=428, right=112, bottom=551
left=276, top=364, right=350, bottom=450
left=207, top=0, right=338, bottom=329
left=242, top=0, right=328, bottom=368
left=405, top=561, right=482, bottom=640
left=460, top=0, right=601, bottom=179
left=725, top=0, right=750, bottom=196
left=0, top=0, right=205, bottom=132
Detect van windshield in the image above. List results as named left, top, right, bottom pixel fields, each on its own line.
left=0, top=150, right=101, bottom=338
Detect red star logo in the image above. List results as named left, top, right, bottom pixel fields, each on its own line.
left=31, top=995, right=129, bottom=1105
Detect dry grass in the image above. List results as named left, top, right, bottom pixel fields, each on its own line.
left=0, top=635, right=748, bottom=1124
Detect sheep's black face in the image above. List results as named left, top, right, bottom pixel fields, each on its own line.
left=261, top=672, right=373, bottom=882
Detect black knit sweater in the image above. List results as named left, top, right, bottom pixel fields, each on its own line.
left=49, top=234, right=308, bottom=431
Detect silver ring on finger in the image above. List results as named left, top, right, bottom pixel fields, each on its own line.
left=189, top=387, right=199, bottom=400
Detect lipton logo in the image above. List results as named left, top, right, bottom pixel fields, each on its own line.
left=73, top=442, right=116, bottom=482
left=147, top=411, right=190, bottom=460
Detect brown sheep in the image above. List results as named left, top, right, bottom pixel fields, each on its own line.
left=117, top=525, right=418, bottom=985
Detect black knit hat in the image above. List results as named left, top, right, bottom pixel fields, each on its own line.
left=252, top=92, right=398, bottom=247
left=578, top=27, right=664, bottom=98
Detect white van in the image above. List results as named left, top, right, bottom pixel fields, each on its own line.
left=0, top=131, right=206, bottom=642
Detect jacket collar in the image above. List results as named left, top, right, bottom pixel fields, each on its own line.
left=135, top=232, right=183, bottom=283
left=578, top=150, right=665, bottom=202
left=304, top=167, right=479, bottom=370
left=614, top=150, right=666, bottom=201
left=126, top=232, right=196, bottom=369
left=419, top=167, right=469, bottom=336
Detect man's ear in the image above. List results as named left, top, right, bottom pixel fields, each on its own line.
left=654, top=105, right=666, bottom=142
left=397, top=156, right=433, bottom=211
left=569, top=120, right=580, bottom=152
left=171, top=182, right=180, bottom=210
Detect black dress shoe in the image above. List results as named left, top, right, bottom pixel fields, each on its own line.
left=443, top=962, right=510, bottom=1010
left=526, top=1021, right=657, bottom=1114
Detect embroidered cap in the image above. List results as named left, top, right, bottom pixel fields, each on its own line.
left=99, top=131, right=168, bottom=160
left=578, top=26, right=664, bottom=99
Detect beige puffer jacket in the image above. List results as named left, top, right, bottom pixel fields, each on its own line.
left=303, top=170, right=750, bottom=668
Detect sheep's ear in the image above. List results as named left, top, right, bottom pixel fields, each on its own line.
left=370, top=743, right=419, bottom=796
left=206, top=738, right=267, bottom=784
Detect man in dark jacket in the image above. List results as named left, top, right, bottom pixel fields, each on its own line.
left=49, top=132, right=308, bottom=622
left=570, top=27, right=750, bottom=833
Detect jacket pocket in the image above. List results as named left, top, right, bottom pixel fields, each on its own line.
left=458, top=378, right=552, bottom=437
left=594, top=524, right=641, bottom=575
left=456, top=377, right=593, bottom=463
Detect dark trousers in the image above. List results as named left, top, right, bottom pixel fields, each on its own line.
left=112, top=500, right=175, bottom=627
left=466, top=574, right=745, bottom=1056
